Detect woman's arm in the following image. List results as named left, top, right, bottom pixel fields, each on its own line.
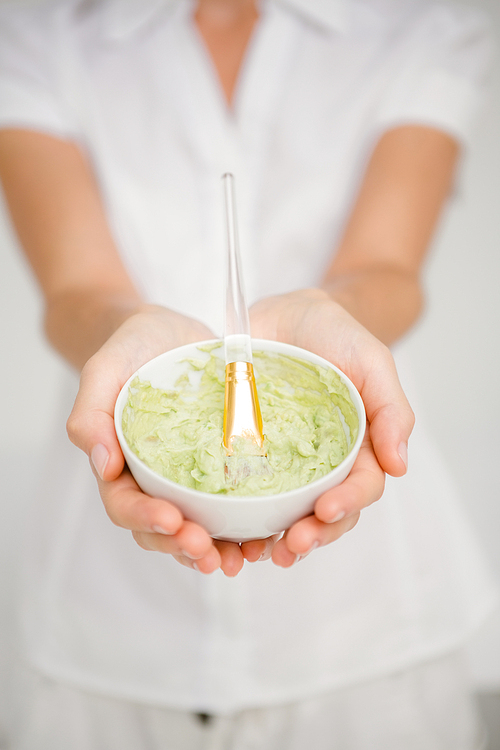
left=0, top=129, right=144, bottom=368
left=0, top=129, right=252, bottom=576
left=249, top=125, right=459, bottom=566
left=323, top=124, right=459, bottom=345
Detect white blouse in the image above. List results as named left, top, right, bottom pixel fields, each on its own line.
left=0, top=0, right=497, bottom=713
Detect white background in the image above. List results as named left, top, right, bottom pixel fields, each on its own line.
left=0, top=0, right=499, bottom=710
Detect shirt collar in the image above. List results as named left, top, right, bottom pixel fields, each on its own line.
left=274, top=0, right=349, bottom=34
left=97, top=0, right=176, bottom=41
left=98, top=0, right=349, bottom=41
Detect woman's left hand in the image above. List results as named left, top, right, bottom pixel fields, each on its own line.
left=245, top=288, right=415, bottom=567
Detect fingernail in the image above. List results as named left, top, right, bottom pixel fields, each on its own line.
left=398, top=441, right=408, bottom=471
left=326, top=510, right=345, bottom=524
left=304, top=540, right=319, bottom=556
left=91, top=444, right=109, bottom=481
left=192, top=562, right=200, bottom=572
left=258, top=542, right=272, bottom=561
left=181, top=549, right=202, bottom=560
left=347, top=515, right=359, bottom=532
left=151, top=525, right=174, bottom=536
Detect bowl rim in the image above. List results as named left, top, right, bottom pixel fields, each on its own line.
left=114, top=338, right=366, bottom=504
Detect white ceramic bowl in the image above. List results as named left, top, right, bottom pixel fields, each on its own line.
left=114, top=339, right=366, bottom=542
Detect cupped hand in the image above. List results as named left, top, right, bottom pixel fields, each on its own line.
left=248, top=289, right=415, bottom=567
left=67, top=304, right=274, bottom=576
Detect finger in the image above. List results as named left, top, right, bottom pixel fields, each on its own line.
left=270, top=532, right=296, bottom=568
left=282, top=512, right=360, bottom=558
left=67, top=351, right=129, bottom=481
left=100, top=470, right=217, bottom=561
left=134, top=534, right=222, bottom=574
left=357, top=345, right=414, bottom=477
left=132, top=520, right=217, bottom=563
left=172, top=545, right=222, bottom=574
left=313, top=431, right=385, bottom=524
left=97, top=467, right=185, bottom=536
left=214, top=540, right=245, bottom=577
left=272, top=513, right=360, bottom=568
left=241, top=534, right=281, bottom=563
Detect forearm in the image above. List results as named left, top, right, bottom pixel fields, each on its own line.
left=322, top=265, right=424, bottom=347
left=0, top=130, right=152, bottom=369
left=319, top=127, right=457, bottom=347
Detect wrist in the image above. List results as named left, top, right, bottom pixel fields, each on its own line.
left=45, top=288, right=144, bottom=370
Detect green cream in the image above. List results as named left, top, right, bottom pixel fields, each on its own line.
left=122, top=348, right=359, bottom=496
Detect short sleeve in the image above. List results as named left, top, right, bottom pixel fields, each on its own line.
left=0, top=1, right=79, bottom=139
left=374, top=4, right=495, bottom=145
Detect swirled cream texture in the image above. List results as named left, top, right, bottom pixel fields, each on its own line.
left=121, top=348, right=359, bottom=496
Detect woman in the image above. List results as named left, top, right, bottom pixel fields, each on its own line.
left=0, top=0, right=496, bottom=747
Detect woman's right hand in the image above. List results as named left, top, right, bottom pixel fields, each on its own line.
left=66, top=304, right=254, bottom=576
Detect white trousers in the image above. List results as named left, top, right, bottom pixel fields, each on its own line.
left=8, top=653, right=487, bottom=750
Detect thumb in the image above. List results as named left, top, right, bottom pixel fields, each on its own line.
left=369, top=401, right=414, bottom=477
left=66, top=353, right=126, bottom=481
left=359, top=349, right=415, bottom=477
